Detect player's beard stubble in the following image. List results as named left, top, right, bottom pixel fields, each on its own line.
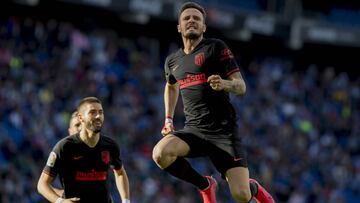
left=186, top=32, right=200, bottom=40
left=185, top=31, right=202, bottom=40
left=86, top=119, right=103, bottom=133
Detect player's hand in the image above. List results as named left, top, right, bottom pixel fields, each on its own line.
left=208, top=75, right=225, bottom=91
left=161, top=119, right=174, bottom=136
left=62, top=197, right=80, bottom=202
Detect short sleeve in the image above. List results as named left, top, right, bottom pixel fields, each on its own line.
left=43, top=142, right=62, bottom=177
left=110, top=143, right=123, bottom=170
left=214, top=39, right=240, bottom=78
left=164, top=57, right=177, bottom=84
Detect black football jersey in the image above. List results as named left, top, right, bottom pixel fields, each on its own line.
left=43, top=134, right=122, bottom=203
left=164, top=38, right=240, bottom=137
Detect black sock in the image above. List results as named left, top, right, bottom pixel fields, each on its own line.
left=248, top=199, right=258, bottom=203
left=244, top=181, right=259, bottom=202
left=250, top=181, right=258, bottom=197
left=164, top=157, right=209, bottom=190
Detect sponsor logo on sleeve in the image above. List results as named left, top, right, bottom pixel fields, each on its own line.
left=172, top=64, right=179, bottom=72
left=46, top=152, right=57, bottom=167
left=221, top=48, right=234, bottom=61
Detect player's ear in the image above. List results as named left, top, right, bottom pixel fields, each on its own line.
left=78, top=112, right=84, bottom=123
left=177, top=24, right=181, bottom=33
left=203, top=24, right=206, bottom=33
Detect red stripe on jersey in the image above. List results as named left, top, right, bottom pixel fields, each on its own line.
left=179, top=73, right=207, bottom=89
left=75, top=170, right=107, bottom=181
left=226, top=68, right=240, bottom=77
left=180, top=79, right=207, bottom=89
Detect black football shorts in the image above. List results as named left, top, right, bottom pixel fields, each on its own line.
left=173, top=129, right=248, bottom=179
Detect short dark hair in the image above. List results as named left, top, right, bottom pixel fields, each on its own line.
left=77, top=97, right=102, bottom=112
left=178, top=2, right=206, bottom=22
left=71, top=111, right=78, bottom=118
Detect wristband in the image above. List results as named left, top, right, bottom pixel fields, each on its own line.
left=122, top=199, right=130, bottom=203
left=55, top=198, right=64, bottom=203
left=165, top=117, right=173, bottom=124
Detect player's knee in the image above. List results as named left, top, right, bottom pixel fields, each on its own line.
left=230, top=187, right=252, bottom=203
left=152, top=144, right=168, bottom=167
left=152, top=145, right=161, bottom=163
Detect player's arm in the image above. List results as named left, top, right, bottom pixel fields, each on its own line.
left=37, top=172, right=60, bottom=202
left=207, top=71, right=246, bottom=96
left=113, top=166, right=130, bottom=203
left=164, top=82, right=179, bottom=119
left=52, top=186, right=64, bottom=197
left=37, top=172, right=80, bottom=203
left=162, top=82, right=179, bottom=135
left=208, top=39, right=246, bottom=96
left=38, top=147, right=80, bottom=203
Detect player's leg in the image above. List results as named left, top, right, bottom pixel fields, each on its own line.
left=209, top=143, right=257, bottom=202
left=209, top=142, right=275, bottom=203
left=225, top=167, right=257, bottom=203
left=152, top=133, right=210, bottom=190
left=152, top=134, right=189, bottom=168
left=155, top=132, right=218, bottom=203
left=227, top=168, right=276, bottom=203
left=227, top=169, right=275, bottom=203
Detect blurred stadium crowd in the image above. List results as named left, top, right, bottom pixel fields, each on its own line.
left=0, top=15, right=359, bottom=203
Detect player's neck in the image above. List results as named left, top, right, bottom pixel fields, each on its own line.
left=182, top=36, right=203, bottom=54
left=79, top=130, right=100, bottom=148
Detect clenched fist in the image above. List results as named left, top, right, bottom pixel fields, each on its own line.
left=161, top=118, right=174, bottom=136
left=208, top=75, right=225, bottom=91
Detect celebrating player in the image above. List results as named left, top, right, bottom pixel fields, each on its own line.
left=38, top=97, right=130, bottom=203
left=152, top=2, right=275, bottom=203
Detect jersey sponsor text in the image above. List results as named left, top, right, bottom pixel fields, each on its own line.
left=179, top=73, right=207, bottom=89
left=75, top=169, right=107, bottom=181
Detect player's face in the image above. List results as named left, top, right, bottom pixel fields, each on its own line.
left=178, top=8, right=206, bottom=39
left=68, top=114, right=81, bottom=135
left=80, top=103, right=104, bottom=133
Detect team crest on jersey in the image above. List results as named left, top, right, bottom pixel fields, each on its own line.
left=46, top=152, right=57, bottom=167
left=221, top=48, right=234, bottom=60
left=195, top=52, right=205, bottom=66
left=101, top=150, right=110, bottom=164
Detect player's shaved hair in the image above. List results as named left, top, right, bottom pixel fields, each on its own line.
left=178, top=2, right=206, bottom=22
left=71, top=111, right=78, bottom=119
left=77, top=97, right=102, bottom=112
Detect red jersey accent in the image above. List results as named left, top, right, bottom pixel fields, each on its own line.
left=75, top=170, right=107, bottom=181
left=226, top=68, right=240, bottom=77
left=220, top=48, right=234, bottom=61
left=101, top=151, right=110, bottom=164
left=195, top=52, right=205, bottom=66
left=179, top=73, right=207, bottom=89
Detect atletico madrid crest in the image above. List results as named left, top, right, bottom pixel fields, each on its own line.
left=195, top=52, right=205, bottom=66
left=101, top=151, right=110, bottom=164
